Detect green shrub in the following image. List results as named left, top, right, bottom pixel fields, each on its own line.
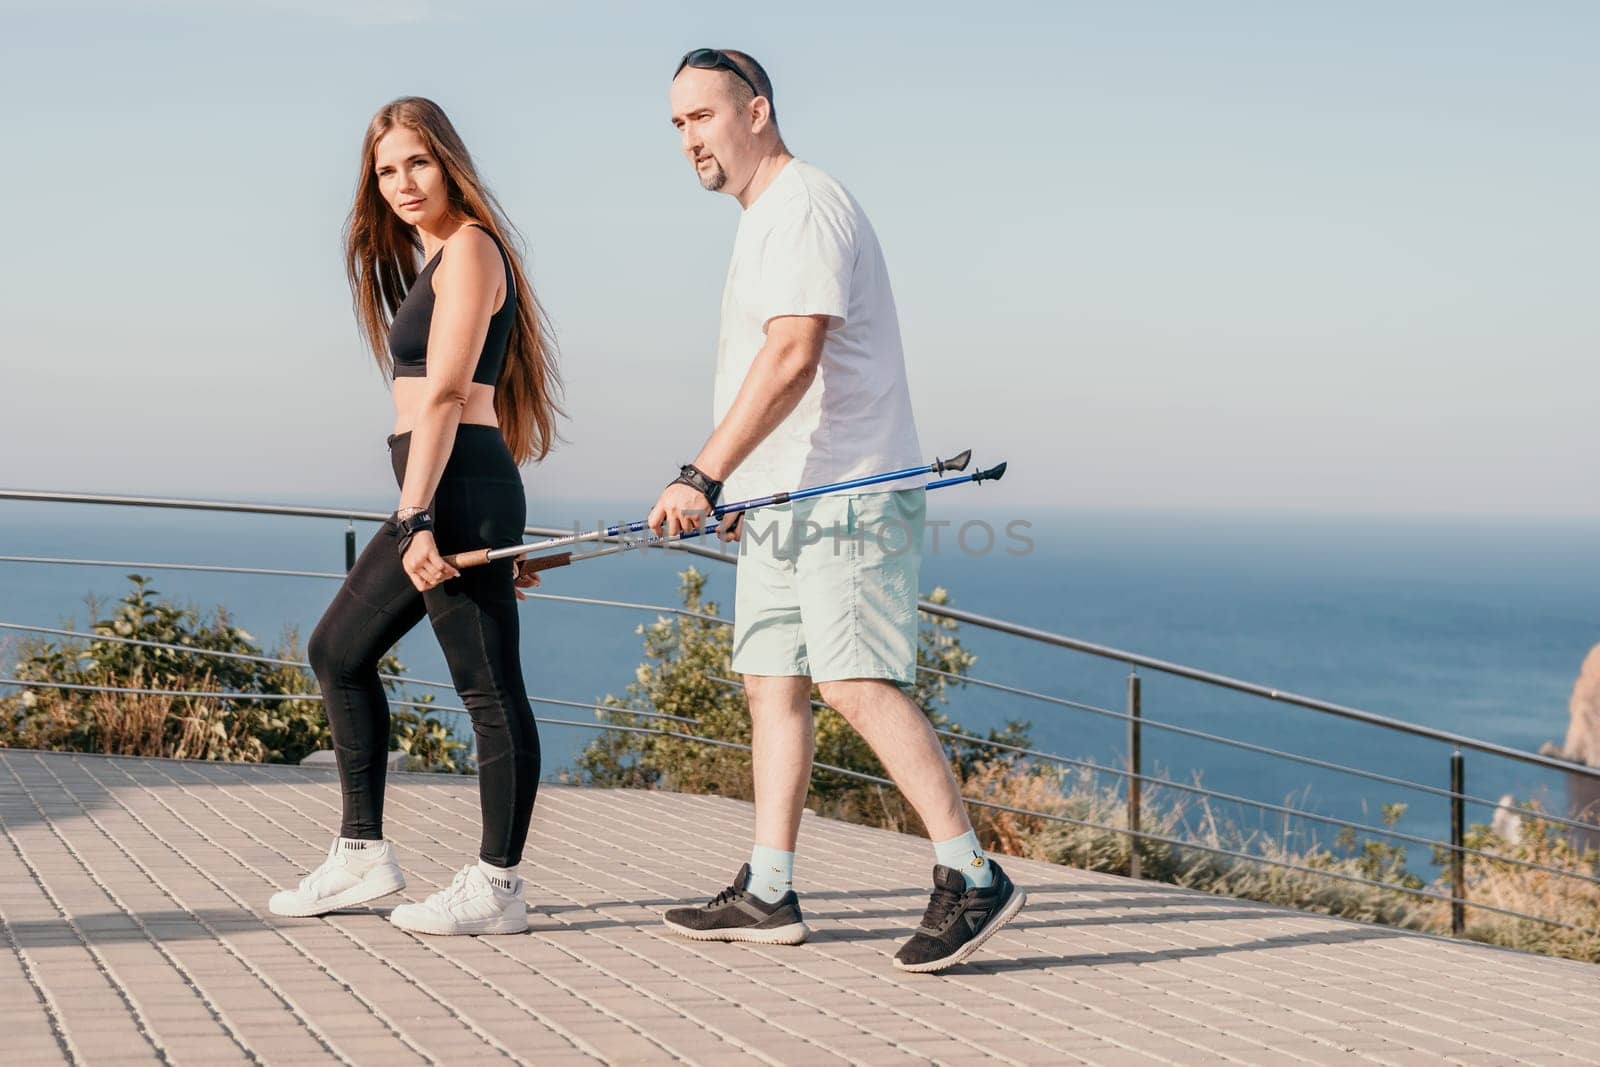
left=0, top=575, right=466, bottom=771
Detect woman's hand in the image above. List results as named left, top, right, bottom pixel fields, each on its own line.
left=512, top=559, right=542, bottom=601
left=401, top=530, right=460, bottom=591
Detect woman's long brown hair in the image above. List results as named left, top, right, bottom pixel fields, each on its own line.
left=344, top=96, right=563, bottom=465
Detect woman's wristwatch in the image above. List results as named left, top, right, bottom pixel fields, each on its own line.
left=394, top=508, right=435, bottom=556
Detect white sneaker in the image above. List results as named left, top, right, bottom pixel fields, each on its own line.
left=269, top=838, right=406, bottom=917
left=389, top=864, right=528, bottom=936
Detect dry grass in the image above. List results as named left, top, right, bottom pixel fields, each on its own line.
left=8, top=667, right=269, bottom=762
left=960, top=761, right=1430, bottom=931
left=964, top=762, right=1600, bottom=961
left=1409, top=811, right=1600, bottom=962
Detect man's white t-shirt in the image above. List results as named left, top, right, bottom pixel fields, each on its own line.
left=714, top=159, right=922, bottom=502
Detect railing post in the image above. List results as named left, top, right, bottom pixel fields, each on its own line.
left=1450, top=748, right=1466, bottom=936
left=345, top=521, right=356, bottom=574
left=1127, top=671, right=1142, bottom=880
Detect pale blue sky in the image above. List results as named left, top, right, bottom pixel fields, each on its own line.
left=2, top=1, right=1595, bottom=518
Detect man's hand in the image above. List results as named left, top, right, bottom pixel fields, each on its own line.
left=648, top=482, right=714, bottom=537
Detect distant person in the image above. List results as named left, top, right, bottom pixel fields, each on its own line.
left=268, top=97, right=561, bottom=936
left=650, top=49, right=1025, bottom=972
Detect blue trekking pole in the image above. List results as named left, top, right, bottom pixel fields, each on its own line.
left=511, top=458, right=1007, bottom=577
left=441, top=449, right=990, bottom=571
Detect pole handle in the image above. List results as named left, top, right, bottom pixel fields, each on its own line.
left=520, top=552, right=573, bottom=574
left=444, top=547, right=573, bottom=573
left=936, top=448, right=973, bottom=474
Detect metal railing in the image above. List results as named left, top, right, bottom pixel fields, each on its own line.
left=3, top=487, right=1598, bottom=945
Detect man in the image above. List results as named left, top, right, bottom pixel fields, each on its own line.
left=648, top=48, right=1025, bottom=973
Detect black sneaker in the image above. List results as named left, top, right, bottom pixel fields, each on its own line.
left=893, top=860, right=1026, bottom=973
left=662, top=863, right=811, bottom=945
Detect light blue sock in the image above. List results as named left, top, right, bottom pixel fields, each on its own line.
left=747, top=845, right=795, bottom=904
left=934, top=830, right=995, bottom=889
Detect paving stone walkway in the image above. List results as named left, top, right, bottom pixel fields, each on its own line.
left=2, top=749, right=1597, bottom=1066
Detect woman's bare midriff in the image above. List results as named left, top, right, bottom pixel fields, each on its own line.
left=391, top=379, right=500, bottom=436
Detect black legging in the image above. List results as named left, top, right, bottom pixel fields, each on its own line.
left=308, top=425, right=540, bottom=867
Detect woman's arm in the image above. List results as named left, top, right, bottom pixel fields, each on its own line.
left=397, top=226, right=505, bottom=590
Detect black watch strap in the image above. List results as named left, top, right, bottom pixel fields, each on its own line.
left=394, top=509, right=434, bottom=555
left=670, top=464, right=723, bottom=509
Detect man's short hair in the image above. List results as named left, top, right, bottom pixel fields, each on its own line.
left=718, top=50, right=779, bottom=126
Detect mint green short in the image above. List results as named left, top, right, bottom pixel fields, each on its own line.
left=731, top=488, right=925, bottom=685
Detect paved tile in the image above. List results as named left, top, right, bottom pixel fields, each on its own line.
left=1, top=749, right=1596, bottom=1066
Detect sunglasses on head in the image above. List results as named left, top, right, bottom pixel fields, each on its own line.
left=675, top=48, right=761, bottom=99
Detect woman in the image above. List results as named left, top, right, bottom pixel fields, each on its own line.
left=268, top=97, right=562, bottom=936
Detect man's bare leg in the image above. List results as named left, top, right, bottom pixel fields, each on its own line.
left=746, top=674, right=816, bottom=851
left=815, top=677, right=968, bottom=839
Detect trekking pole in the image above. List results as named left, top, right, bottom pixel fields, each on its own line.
left=518, top=461, right=1008, bottom=577
left=442, top=450, right=977, bottom=570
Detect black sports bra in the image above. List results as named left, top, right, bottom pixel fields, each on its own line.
left=388, top=224, right=516, bottom=386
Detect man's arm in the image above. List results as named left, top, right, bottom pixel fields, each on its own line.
left=696, top=314, right=826, bottom=481
left=647, top=314, right=827, bottom=537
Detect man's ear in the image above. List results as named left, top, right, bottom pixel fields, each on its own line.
left=750, top=95, right=773, bottom=135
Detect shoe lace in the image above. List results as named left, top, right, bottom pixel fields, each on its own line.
left=917, top=883, right=964, bottom=931
left=706, top=881, right=745, bottom=908
left=430, top=867, right=474, bottom=909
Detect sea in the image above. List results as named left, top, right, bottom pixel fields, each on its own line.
left=2, top=495, right=1595, bottom=875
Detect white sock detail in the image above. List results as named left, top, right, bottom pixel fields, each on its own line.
left=478, top=860, right=519, bottom=894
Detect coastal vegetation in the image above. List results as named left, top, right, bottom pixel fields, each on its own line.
left=0, top=575, right=465, bottom=771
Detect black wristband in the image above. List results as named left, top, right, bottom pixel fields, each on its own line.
left=669, top=463, right=723, bottom=509
left=394, top=509, right=434, bottom=556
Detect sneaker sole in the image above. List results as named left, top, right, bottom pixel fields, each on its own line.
left=268, top=869, right=406, bottom=918
left=893, top=887, right=1028, bottom=974
left=388, top=907, right=529, bottom=936
left=661, top=917, right=811, bottom=945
